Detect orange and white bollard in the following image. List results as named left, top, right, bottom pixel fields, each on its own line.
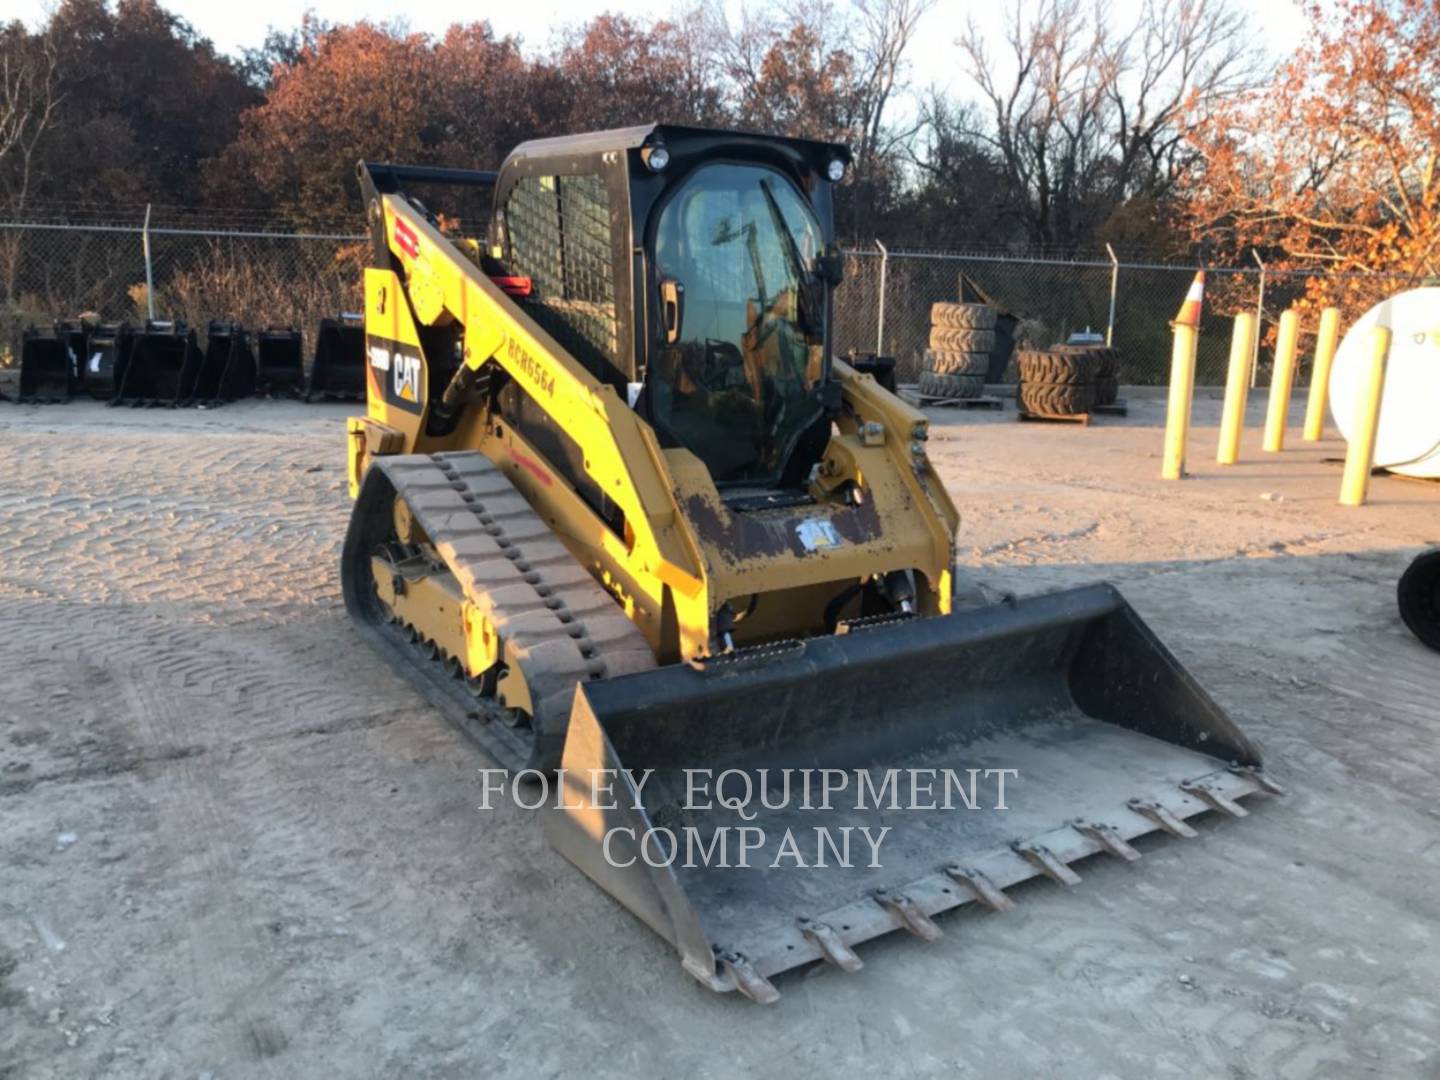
left=1262, top=310, right=1301, bottom=452
left=1339, top=324, right=1392, bottom=507
left=1162, top=271, right=1205, bottom=480
left=1303, top=307, right=1342, bottom=441
left=1217, top=312, right=1256, bottom=465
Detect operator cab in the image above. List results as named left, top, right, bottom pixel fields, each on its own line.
left=489, top=125, right=849, bottom=495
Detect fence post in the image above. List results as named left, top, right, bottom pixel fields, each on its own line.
left=874, top=239, right=888, bottom=355
left=1105, top=243, right=1119, bottom=347
left=142, top=203, right=156, bottom=322
left=1249, top=250, right=1265, bottom=388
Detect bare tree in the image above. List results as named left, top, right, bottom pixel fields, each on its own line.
left=849, top=0, right=933, bottom=171
left=0, top=21, right=61, bottom=215
left=958, top=0, right=1263, bottom=251
left=0, top=20, right=62, bottom=301
left=709, top=0, right=932, bottom=235
left=1105, top=0, right=1259, bottom=203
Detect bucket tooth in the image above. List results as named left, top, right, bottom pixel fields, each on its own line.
left=540, top=581, right=1272, bottom=994
left=720, top=953, right=780, bottom=1005
left=1181, top=780, right=1249, bottom=817
left=945, top=865, right=1015, bottom=912
left=1127, top=797, right=1199, bottom=838
left=1230, top=765, right=1285, bottom=796
left=1073, top=821, right=1141, bottom=862
left=799, top=920, right=863, bottom=972
left=873, top=890, right=943, bottom=941
left=1013, top=842, right=1081, bottom=886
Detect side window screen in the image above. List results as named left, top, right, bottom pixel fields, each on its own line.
left=504, top=174, right=618, bottom=378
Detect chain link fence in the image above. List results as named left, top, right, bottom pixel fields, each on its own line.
left=1, top=218, right=1417, bottom=386
left=831, top=247, right=1421, bottom=386
left=0, top=220, right=365, bottom=365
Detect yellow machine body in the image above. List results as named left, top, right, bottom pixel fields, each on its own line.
left=338, top=127, right=1276, bottom=1004
left=347, top=194, right=958, bottom=667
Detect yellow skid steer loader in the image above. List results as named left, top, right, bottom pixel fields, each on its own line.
left=340, top=125, right=1279, bottom=1003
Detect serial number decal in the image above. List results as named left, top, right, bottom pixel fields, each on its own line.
left=796, top=519, right=843, bottom=552
left=505, top=337, right=556, bottom=398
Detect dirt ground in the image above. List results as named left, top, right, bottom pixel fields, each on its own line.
left=1, top=393, right=1437, bottom=1080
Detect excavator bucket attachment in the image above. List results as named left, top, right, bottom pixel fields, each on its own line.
left=116, top=322, right=201, bottom=406
left=193, top=322, right=256, bottom=405
left=306, top=315, right=366, bottom=401
left=81, top=323, right=133, bottom=401
left=548, top=583, right=1278, bottom=1003
left=55, top=321, right=90, bottom=395
left=255, top=328, right=304, bottom=397
left=18, top=328, right=73, bottom=402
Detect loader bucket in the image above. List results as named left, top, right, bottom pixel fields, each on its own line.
left=547, top=583, right=1278, bottom=1003
left=18, top=329, right=72, bottom=402
left=306, top=316, right=366, bottom=401
left=117, top=322, right=201, bottom=406
left=193, top=322, right=256, bottom=404
left=255, top=328, right=304, bottom=397
left=55, top=321, right=90, bottom=396
left=82, top=324, right=133, bottom=401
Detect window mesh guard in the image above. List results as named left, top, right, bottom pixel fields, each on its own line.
left=504, top=174, right=618, bottom=378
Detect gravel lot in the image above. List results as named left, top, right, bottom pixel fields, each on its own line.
left=1, top=395, right=1437, bottom=1079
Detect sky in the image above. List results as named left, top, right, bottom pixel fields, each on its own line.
left=7, top=0, right=1311, bottom=107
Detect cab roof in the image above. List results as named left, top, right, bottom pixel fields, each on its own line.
left=503, top=123, right=851, bottom=168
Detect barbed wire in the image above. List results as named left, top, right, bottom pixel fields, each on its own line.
left=3, top=202, right=363, bottom=232
left=1, top=213, right=1413, bottom=279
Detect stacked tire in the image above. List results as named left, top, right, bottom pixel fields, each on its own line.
left=920, top=302, right=995, bottom=400
left=1016, top=347, right=1098, bottom=417
left=1085, top=346, right=1121, bottom=406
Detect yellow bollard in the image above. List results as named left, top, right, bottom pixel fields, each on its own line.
left=1162, top=322, right=1200, bottom=479
left=1303, top=306, right=1342, bottom=441
left=1262, top=309, right=1302, bottom=452
left=1217, top=312, right=1256, bottom=465
left=1339, top=325, right=1391, bottom=507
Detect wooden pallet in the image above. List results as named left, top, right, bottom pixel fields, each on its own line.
left=1094, top=397, right=1129, bottom=417
left=1017, top=408, right=1091, bottom=426
left=906, top=392, right=1007, bottom=410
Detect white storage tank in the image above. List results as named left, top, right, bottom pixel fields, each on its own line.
left=1329, top=287, right=1440, bottom=478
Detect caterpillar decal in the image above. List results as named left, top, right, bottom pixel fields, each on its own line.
left=366, top=336, right=424, bottom=414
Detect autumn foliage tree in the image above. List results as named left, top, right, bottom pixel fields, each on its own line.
left=1181, top=0, right=1440, bottom=310
left=36, top=0, right=256, bottom=207
left=211, top=20, right=527, bottom=223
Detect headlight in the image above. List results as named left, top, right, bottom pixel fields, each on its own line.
left=644, top=145, right=670, bottom=172
left=827, top=158, right=846, bottom=182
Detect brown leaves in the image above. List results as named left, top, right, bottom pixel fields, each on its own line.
left=1180, top=0, right=1440, bottom=315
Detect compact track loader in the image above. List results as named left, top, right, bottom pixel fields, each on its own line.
left=341, top=125, right=1279, bottom=1002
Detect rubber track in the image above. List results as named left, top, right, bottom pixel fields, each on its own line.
left=341, top=451, right=654, bottom=771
